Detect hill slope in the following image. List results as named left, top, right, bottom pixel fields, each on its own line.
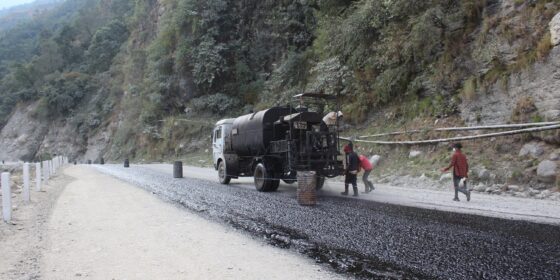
left=0, top=0, right=558, bottom=191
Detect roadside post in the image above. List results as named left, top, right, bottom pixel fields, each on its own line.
left=23, top=163, right=30, bottom=202
left=2, top=172, right=11, bottom=222
left=173, top=161, right=183, bottom=178
left=35, top=162, right=41, bottom=192
left=124, top=159, right=130, bottom=168
left=43, top=161, right=49, bottom=184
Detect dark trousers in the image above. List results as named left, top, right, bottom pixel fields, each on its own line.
left=453, top=175, right=468, bottom=198
left=362, top=170, right=374, bottom=191
left=345, top=173, right=357, bottom=187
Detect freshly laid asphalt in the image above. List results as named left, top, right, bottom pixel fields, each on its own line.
left=95, top=165, right=560, bottom=279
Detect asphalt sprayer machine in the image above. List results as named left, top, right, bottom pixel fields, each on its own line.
left=212, top=93, right=344, bottom=191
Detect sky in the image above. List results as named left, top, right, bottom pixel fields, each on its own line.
left=0, top=0, right=36, bottom=10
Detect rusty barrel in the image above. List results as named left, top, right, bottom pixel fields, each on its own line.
left=173, top=161, right=183, bottom=178
left=297, top=171, right=317, bottom=206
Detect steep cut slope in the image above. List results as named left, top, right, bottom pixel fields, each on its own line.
left=0, top=0, right=557, bottom=173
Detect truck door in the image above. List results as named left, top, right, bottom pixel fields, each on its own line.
left=213, top=126, right=223, bottom=168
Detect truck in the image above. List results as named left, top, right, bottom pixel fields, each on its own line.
left=212, top=93, right=344, bottom=191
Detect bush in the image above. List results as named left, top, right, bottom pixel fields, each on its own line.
left=86, top=20, right=129, bottom=73
left=41, top=72, right=95, bottom=116
left=190, top=93, right=240, bottom=115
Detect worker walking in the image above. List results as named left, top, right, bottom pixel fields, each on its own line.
left=441, top=143, right=471, bottom=202
left=342, top=144, right=359, bottom=197
left=359, top=155, right=375, bottom=193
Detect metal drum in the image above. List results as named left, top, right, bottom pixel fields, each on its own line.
left=173, top=161, right=183, bottom=178
left=297, top=171, right=317, bottom=206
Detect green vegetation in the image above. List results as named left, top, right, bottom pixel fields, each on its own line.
left=0, top=0, right=557, bottom=160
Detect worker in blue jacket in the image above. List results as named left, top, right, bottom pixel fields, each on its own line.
left=341, top=143, right=359, bottom=197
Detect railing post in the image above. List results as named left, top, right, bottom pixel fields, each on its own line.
left=2, top=172, right=11, bottom=223
left=23, top=163, right=30, bottom=202
left=35, top=162, right=41, bottom=192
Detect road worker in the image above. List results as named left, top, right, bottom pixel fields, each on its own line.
left=441, top=142, right=471, bottom=202
left=359, top=154, right=374, bottom=193
left=342, top=143, right=359, bottom=197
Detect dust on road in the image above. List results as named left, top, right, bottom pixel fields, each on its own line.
left=41, top=166, right=342, bottom=279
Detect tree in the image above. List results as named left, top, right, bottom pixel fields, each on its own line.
left=86, top=20, right=129, bottom=73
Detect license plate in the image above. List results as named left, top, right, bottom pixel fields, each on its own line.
left=294, top=121, right=307, bottom=130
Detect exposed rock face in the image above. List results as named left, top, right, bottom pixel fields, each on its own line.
left=0, top=103, right=48, bottom=161
left=518, top=142, right=545, bottom=158
left=0, top=102, right=113, bottom=162
left=551, top=12, right=560, bottom=46
left=462, top=47, right=560, bottom=125
left=477, top=168, right=491, bottom=181
left=550, top=150, right=560, bottom=161
left=536, top=160, right=557, bottom=183
left=409, top=150, right=422, bottom=158
left=461, top=3, right=560, bottom=126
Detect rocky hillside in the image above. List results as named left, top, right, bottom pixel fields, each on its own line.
left=0, top=0, right=558, bottom=193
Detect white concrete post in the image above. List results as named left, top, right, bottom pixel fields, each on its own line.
left=23, top=163, right=30, bottom=202
left=35, top=162, right=41, bottom=192
left=2, top=172, right=11, bottom=223
left=43, top=161, right=49, bottom=183
left=50, top=160, right=54, bottom=175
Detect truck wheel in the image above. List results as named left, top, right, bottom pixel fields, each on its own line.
left=316, top=176, right=325, bottom=190
left=218, top=161, right=231, bottom=184
left=270, top=179, right=280, bottom=191
left=254, top=163, right=277, bottom=192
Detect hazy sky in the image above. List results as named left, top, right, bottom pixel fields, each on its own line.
left=0, top=0, right=36, bottom=10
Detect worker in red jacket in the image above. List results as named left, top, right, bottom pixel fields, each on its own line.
left=441, top=142, right=471, bottom=202
left=359, top=155, right=374, bottom=193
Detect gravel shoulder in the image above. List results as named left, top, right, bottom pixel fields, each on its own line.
left=145, top=164, right=560, bottom=225
left=0, top=167, right=69, bottom=280
left=41, top=165, right=341, bottom=279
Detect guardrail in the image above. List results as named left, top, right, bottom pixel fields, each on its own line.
left=1, top=156, right=68, bottom=223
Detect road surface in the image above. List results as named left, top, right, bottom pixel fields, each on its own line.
left=41, top=166, right=342, bottom=279
left=94, top=164, right=560, bottom=279
left=145, top=164, right=560, bottom=225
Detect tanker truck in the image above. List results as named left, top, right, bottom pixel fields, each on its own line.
left=212, top=93, right=344, bottom=192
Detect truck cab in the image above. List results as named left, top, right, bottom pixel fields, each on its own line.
left=212, top=119, right=234, bottom=180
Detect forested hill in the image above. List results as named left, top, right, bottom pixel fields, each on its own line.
left=0, top=0, right=61, bottom=31
left=0, top=0, right=558, bottom=162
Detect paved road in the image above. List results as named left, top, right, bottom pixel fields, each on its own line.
left=144, top=164, right=560, bottom=225
left=95, top=164, right=560, bottom=279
